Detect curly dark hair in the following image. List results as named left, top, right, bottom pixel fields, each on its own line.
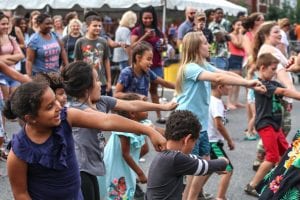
left=3, top=82, right=49, bottom=120
left=33, top=72, right=64, bottom=92
left=61, top=61, right=94, bottom=99
left=165, top=110, right=201, bottom=141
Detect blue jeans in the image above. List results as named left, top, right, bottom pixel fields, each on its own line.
left=210, top=57, right=229, bottom=70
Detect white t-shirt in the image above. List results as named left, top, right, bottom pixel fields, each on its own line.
left=207, top=96, right=226, bottom=142
left=280, top=29, right=289, bottom=54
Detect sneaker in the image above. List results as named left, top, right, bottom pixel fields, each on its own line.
left=244, top=134, right=257, bottom=141
left=244, top=183, right=259, bottom=197
left=198, top=192, right=214, bottom=200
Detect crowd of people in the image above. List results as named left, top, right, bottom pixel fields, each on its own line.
left=1, top=4, right=300, bottom=200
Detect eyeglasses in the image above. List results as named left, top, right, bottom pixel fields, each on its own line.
left=190, top=12, right=196, bottom=15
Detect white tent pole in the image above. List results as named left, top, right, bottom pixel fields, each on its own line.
left=162, top=0, right=166, bottom=34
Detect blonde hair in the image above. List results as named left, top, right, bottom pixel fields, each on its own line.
left=175, top=31, right=207, bottom=94
left=119, top=11, right=137, bottom=28
left=68, top=18, right=82, bottom=31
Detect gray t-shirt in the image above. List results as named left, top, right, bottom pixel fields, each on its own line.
left=112, top=26, right=131, bottom=63
left=71, top=96, right=117, bottom=176
left=74, top=36, right=110, bottom=85
left=146, top=150, right=227, bottom=200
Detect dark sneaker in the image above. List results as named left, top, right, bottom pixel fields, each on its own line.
left=244, top=183, right=259, bottom=197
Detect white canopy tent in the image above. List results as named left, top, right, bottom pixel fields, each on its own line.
left=0, top=0, right=247, bottom=14
left=1, top=0, right=247, bottom=31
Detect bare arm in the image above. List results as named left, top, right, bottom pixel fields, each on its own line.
left=275, top=87, right=300, bottom=100
left=15, top=27, right=26, bottom=49
left=242, top=34, right=252, bottom=56
left=104, top=58, right=112, bottom=92
left=230, top=33, right=243, bottom=49
left=7, top=150, right=31, bottom=200
left=153, top=77, right=175, bottom=89
left=59, top=40, right=69, bottom=68
left=119, top=136, right=147, bottom=183
left=25, top=48, right=35, bottom=76
left=114, top=99, right=177, bottom=112
left=214, top=117, right=234, bottom=150
left=67, top=108, right=166, bottom=151
left=0, top=61, right=31, bottom=83
left=276, top=68, right=295, bottom=90
left=6, top=38, right=25, bottom=62
left=130, top=30, right=153, bottom=48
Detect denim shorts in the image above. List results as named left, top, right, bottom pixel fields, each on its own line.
left=0, top=74, right=20, bottom=87
left=191, top=130, right=211, bottom=157
left=228, top=55, right=243, bottom=71
left=210, top=57, right=229, bottom=70
left=151, top=66, right=164, bottom=78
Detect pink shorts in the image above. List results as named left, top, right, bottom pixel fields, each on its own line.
left=258, top=126, right=289, bottom=163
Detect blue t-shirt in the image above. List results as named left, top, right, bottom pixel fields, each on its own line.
left=28, top=32, right=61, bottom=73
left=176, top=62, right=217, bottom=131
left=177, top=20, right=194, bottom=40
left=118, top=66, right=157, bottom=96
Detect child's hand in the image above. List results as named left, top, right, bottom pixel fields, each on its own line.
left=147, top=127, right=166, bottom=151
left=248, top=80, right=266, bottom=93
left=227, top=139, right=235, bottom=150
left=161, top=101, right=178, bottom=111
left=137, top=173, right=147, bottom=184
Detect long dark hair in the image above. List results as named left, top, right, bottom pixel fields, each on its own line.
left=137, top=6, right=161, bottom=37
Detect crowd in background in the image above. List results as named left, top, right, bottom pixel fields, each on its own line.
left=1, top=5, right=300, bottom=200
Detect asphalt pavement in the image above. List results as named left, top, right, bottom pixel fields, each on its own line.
left=1, top=84, right=300, bottom=200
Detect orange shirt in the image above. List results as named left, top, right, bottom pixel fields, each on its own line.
left=295, top=25, right=300, bottom=41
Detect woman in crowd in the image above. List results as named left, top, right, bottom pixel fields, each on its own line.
left=62, top=18, right=82, bottom=63
left=113, top=11, right=137, bottom=70
left=227, top=19, right=245, bottom=109
left=26, top=13, right=68, bottom=75
left=52, top=15, right=64, bottom=39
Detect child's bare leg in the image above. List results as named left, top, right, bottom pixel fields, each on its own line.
left=247, top=103, right=256, bottom=134
left=216, top=171, right=233, bottom=199
left=250, top=160, right=274, bottom=187
left=186, top=155, right=210, bottom=200
left=182, top=175, right=193, bottom=200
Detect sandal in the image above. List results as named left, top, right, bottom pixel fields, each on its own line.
left=244, top=183, right=259, bottom=197
left=156, top=117, right=166, bottom=124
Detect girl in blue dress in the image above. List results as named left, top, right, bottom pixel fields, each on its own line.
left=100, top=93, right=153, bottom=200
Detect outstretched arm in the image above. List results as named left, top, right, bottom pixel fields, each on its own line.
left=114, top=98, right=177, bottom=112
left=67, top=108, right=166, bottom=151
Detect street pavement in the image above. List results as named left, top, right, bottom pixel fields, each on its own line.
left=1, top=84, right=300, bottom=200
